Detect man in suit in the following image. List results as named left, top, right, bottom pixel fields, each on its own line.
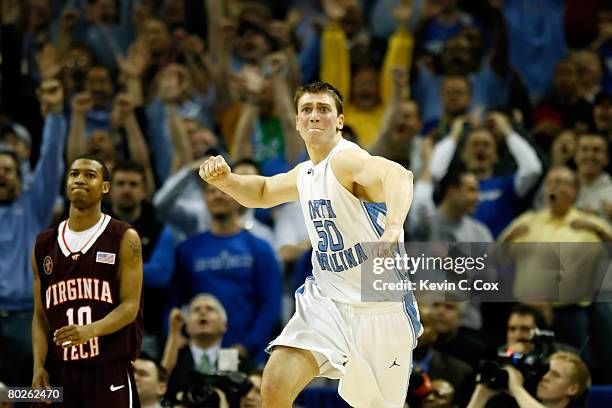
left=161, top=293, right=253, bottom=399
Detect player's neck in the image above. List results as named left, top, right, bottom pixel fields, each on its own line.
left=68, top=205, right=103, bottom=231
left=307, top=134, right=342, bottom=165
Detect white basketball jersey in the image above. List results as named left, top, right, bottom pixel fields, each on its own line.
left=297, top=139, right=403, bottom=304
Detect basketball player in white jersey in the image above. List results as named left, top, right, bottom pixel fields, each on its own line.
left=199, top=82, right=421, bottom=408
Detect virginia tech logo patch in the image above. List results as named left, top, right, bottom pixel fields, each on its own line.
left=43, top=256, right=53, bottom=275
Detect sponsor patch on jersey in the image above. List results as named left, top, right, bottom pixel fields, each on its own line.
left=96, top=251, right=116, bottom=265
left=43, top=256, right=53, bottom=275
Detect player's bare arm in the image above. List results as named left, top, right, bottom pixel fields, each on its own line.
left=331, top=149, right=414, bottom=242
left=31, top=248, right=51, bottom=388
left=53, top=228, right=143, bottom=348
left=199, top=155, right=299, bottom=208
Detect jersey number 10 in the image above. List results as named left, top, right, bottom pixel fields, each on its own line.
left=66, top=306, right=92, bottom=325
left=63, top=306, right=100, bottom=361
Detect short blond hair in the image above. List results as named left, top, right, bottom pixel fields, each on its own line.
left=550, top=351, right=591, bottom=400
left=294, top=81, right=343, bottom=114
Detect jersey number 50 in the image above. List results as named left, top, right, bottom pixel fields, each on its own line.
left=313, top=220, right=344, bottom=251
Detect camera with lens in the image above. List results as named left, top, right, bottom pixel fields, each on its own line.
left=163, top=371, right=254, bottom=407
left=477, top=329, right=556, bottom=390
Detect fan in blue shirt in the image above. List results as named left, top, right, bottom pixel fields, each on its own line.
left=0, top=79, right=67, bottom=386
left=168, top=181, right=282, bottom=363
left=430, top=113, right=542, bottom=237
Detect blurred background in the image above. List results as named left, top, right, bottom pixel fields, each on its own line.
left=0, top=0, right=612, bottom=407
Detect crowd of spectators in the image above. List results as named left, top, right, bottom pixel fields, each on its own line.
left=0, top=0, right=611, bottom=407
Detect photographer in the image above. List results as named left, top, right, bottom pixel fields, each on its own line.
left=240, top=371, right=262, bottom=408
left=134, top=354, right=168, bottom=408
left=467, top=352, right=591, bottom=408
left=473, top=304, right=559, bottom=407
left=503, top=304, right=549, bottom=355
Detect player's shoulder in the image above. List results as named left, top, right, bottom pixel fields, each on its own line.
left=107, top=216, right=135, bottom=236
left=35, top=224, right=59, bottom=247
left=105, top=217, right=141, bottom=249
left=333, top=148, right=368, bottom=161
left=333, top=139, right=367, bottom=157
left=329, top=141, right=369, bottom=168
left=292, top=160, right=313, bottom=174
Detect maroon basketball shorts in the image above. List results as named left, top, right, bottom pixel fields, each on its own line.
left=46, top=359, right=140, bottom=408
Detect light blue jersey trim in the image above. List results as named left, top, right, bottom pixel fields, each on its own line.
left=403, top=293, right=423, bottom=346
left=296, top=276, right=315, bottom=295
left=362, top=202, right=387, bottom=237
left=360, top=202, right=422, bottom=343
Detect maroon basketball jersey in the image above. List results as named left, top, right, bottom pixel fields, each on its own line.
left=34, top=214, right=144, bottom=366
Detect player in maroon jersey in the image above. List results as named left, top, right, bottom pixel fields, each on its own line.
left=31, top=155, right=144, bottom=407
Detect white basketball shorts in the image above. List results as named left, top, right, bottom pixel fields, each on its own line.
left=267, top=277, right=419, bottom=408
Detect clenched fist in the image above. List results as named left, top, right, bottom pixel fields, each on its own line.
left=168, top=307, right=185, bottom=335
left=199, top=155, right=231, bottom=184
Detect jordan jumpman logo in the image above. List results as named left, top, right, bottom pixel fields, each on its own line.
left=389, top=358, right=400, bottom=368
